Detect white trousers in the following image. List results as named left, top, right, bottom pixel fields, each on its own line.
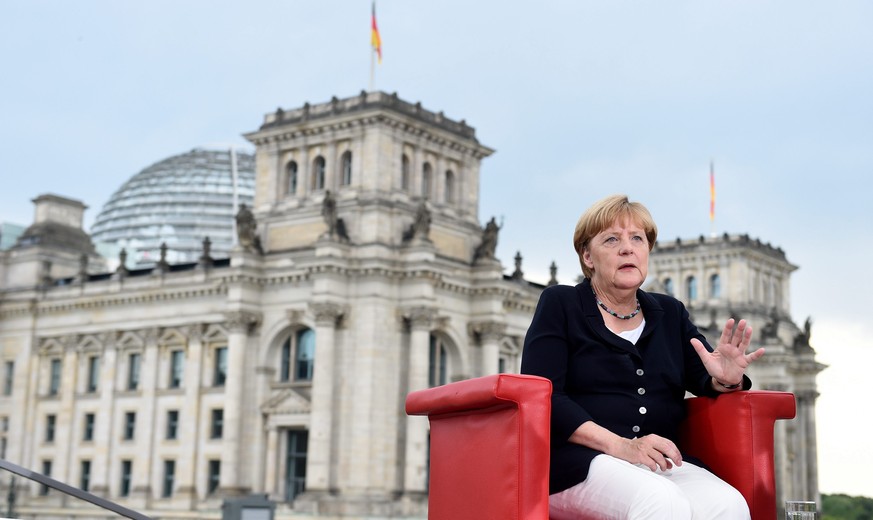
left=549, top=454, right=751, bottom=520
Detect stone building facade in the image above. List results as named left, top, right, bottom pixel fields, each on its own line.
left=0, top=92, right=542, bottom=519
left=0, top=92, right=821, bottom=519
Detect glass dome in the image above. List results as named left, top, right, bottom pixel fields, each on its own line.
left=90, top=148, right=255, bottom=267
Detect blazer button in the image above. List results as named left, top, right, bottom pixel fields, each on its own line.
left=632, top=425, right=641, bottom=433
left=639, top=407, right=647, bottom=415
left=636, top=369, right=644, bottom=376
left=637, top=388, right=646, bottom=395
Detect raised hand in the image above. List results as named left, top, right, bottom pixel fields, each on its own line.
left=690, top=318, right=765, bottom=387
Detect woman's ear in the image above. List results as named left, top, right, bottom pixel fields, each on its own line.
left=582, top=248, right=594, bottom=269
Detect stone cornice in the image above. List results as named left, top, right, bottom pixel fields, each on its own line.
left=245, top=95, right=493, bottom=161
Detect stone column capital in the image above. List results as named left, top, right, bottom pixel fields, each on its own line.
left=224, top=310, right=262, bottom=334
left=309, top=302, right=346, bottom=327
left=403, top=306, right=437, bottom=330
left=468, top=321, right=507, bottom=343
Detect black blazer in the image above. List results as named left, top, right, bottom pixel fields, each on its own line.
left=520, top=279, right=750, bottom=494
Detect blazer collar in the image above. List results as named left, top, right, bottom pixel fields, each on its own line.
left=576, top=278, right=665, bottom=356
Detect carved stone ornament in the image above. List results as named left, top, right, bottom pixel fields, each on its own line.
left=309, top=302, right=346, bottom=326
left=404, top=306, right=437, bottom=330
left=224, top=311, right=262, bottom=334
left=468, top=321, right=506, bottom=343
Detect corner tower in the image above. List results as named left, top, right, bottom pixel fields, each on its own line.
left=244, top=91, right=494, bottom=260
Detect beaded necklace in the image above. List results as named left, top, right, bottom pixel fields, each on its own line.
left=593, top=290, right=641, bottom=320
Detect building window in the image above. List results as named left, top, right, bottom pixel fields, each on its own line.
left=169, top=350, right=184, bottom=389
left=166, top=410, right=179, bottom=440
left=45, top=414, right=56, bottom=443
left=162, top=460, right=175, bottom=498
left=123, top=411, right=136, bottom=441
left=280, top=328, right=315, bottom=382
left=286, top=160, right=298, bottom=196
left=710, top=273, right=721, bottom=299
left=211, top=409, right=224, bottom=439
left=401, top=154, right=410, bottom=191
left=49, top=358, right=62, bottom=396
left=208, top=460, right=221, bottom=494
left=444, top=170, right=455, bottom=204
left=40, top=460, right=52, bottom=496
left=663, top=278, right=674, bottom=296
left=285, top=430, right=308, bottom=502
left=686, top=276, right=697, bottom=301
left=428, top=335, right=448, bottom=387
left=3, top=361, right=13, bottom=396
left=80, top=460, right=91, bottom=492
left=213, top=346, right=227, bottom=387
left=120, top=460, right=132, bottom=497
left=422, top=162, right=432, bottom=199
left=340, top=151, right=352, bottom=186
left=312, top=156, right=326, bottom=191
left=86, top=355, right=99, bottom=393
left=83, top=413, right=95, bottom=442
left=127, top=353, right=141, bottom=391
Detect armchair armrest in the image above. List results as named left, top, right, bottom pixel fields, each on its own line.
left=679, top=391, right=796, bottom=520
left=406, top=374, right=552, bottom=520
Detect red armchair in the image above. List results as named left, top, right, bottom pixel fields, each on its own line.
left=405, top=374, right=796, bottom=520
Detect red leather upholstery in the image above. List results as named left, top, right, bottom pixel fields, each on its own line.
left=406, top=374, right=796, bottom=520
left=680, top=390, right=796, bottom=520
left=406, top=374, right=552, bottom=520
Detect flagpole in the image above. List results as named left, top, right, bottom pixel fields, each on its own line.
left=369, top=46, right=375, bottom=92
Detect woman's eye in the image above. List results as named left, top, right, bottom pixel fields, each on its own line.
left=632, top=235, right=644, bottom=241
left=604, top=236, right=618, bottom=243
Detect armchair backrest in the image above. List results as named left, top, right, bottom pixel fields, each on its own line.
left=405, top=374, right=552, bottom=520
left=680, top=390, right=796, bottom=520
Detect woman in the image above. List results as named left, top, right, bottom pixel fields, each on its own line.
left=520, top=194, right=764, bottom=520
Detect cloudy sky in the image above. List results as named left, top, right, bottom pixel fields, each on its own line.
left=2, top=0, right=871, bottom=498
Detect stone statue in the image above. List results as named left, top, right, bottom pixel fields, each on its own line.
left=235, top=203, right=262, bottom=253
left=320, top=190, right=350, bottom=242
left=322, top=190, right=338, bottom=235
left=511, top=251, right=524, bottom=281
left=403, top=200, right=431, bottom=242
left=473, top=216, right=501, bottom=262
left=760, top=307, right=781, bottom=340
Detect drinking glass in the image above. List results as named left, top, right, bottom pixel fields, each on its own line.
left=785, top=500, right=818, bottom=520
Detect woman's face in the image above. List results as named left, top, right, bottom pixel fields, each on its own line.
left=582, top=217, right=649, bottom=292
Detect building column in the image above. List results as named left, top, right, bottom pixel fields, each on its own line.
left=56, top=337, right=79, bottom=494
left=403, top=307, right=436, bottom=494
left=176, top=325, right=204, bottom=504
left=470, top=321, right=506, bottom=376
left=304, top=301, right=344, bottom=494
left=219, top=311, right=260, bottom=495
left=130, top=328, right=159, bottom=506
left=91, top=335, right=117, bottom=495
left=264, top=424, right=280, bottom=500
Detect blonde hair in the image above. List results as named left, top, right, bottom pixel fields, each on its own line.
left=573, top=194, right=658, bottom=279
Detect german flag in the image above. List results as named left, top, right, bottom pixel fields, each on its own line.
left=371, top=1, right=382, bottom=64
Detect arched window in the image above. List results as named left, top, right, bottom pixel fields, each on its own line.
left=444, top=170, right=455, bottom=204
left=428, top=334, right=448, bottom=387
left=312, top=156, right=326, bottom=191
left=401, top=154, right=410, bottom=191
left=686, top=276, right=697, bottom=301
left=280, top=328, right=315, bottom=382
left=340, top=151, right=352, bottom=186
left=710, top=273, right=721, bottom=299
left=663, top=278, right=674, bottom=296
left=422, top=162, right=432, bottom=199
left=286, top=161, right=298, bottom=196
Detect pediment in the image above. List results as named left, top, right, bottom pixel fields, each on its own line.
left=261, top=387, right=311, bottom=415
